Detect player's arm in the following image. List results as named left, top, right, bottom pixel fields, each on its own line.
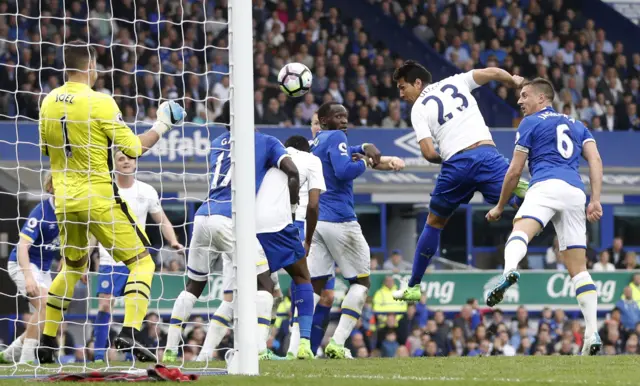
left=582, top=139, right=603, bottom=223
left=329, top=132, right=367, bottom=180
left=495, top=149, right=527, bottom=210
left=411, top=105, right=442, bottom=164
left=372, top=156, right=406, bottom=171
left=469, top=68, right=523, bottom=88
left=305, top=157, right=326, bottom=250
left=280, top=157, right=300, bottom=206
left=150, top=209, right=184, bottom=252
left=350, top=143, right=382, bottom=166
left=39, top=100, right=49, bottom=156
left=17, top=209, right=43, bottom=296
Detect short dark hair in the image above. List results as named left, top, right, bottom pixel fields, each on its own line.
left=64, top=40, right=96, bottom=72
left=392, top=60, right=432, bottom=85
left=316, top=101, right=341, bottom=120
left=522, top=77, right=555, bottom=102
left=215, top=100, right=231, bottom=128
left=284, top=135, right=310, bottom=152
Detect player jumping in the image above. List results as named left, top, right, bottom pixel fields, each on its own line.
left=485, top=78, right=603, bottom=356
left=0, top=174, right=58, bottom=364
left=92, top=150, right=184, bottom=363
left=307, top=102, right=404, bottom=359
left=281, top=135, right=326, bottom=359
left=38, top=40, right=186, bottom=363
left=391, top=61, right=528, bottom=302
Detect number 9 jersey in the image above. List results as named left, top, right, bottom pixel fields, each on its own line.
left=411, top=71, right=492, bottom=161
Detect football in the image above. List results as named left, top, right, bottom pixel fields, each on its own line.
left=277, top=62, right=313, bottom=97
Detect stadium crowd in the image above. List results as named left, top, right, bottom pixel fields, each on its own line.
left=1, top=0, right=638, bottom=130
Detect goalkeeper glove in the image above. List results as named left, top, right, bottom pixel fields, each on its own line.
left=151, top=101, right=187, bottom=136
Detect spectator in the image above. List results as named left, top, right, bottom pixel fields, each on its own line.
left=373, top=276, right=407, bottom=327
left=608, top=237, right=627, bottom=267
left=263, top=97, right=290, bottom=126
left=381, top=107, right=407, bottom=128
left=296, top=93, right=318, bottom=124
left=593, top=250, right=616, bottom=272
left=617, top=286, right=640, bottom=331
left=453, top=304, right=474, bottom=340
left=382, top=250, right=412, bottom=272
left=623, top=251, right=640, bottom=270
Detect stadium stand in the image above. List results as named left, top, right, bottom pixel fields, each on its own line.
left=1, top=0, right=640, bottom=364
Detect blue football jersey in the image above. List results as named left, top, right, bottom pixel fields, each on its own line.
left=515, top=106, right=594, bottom=190
left=311, top=130, right=367, bottom=222
left=9, top=197, right=60, bottom=271
left=196, top=131, right=288, bottom=218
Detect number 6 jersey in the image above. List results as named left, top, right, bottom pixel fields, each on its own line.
left=515, top=106, right=594, bottom=190
left=411, top=71, right=492, bottom=161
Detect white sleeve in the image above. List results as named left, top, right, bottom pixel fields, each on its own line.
left=146, top=185, right=162, bottom=214
left=460, top=70, right=481, bottom=91
left=308, top=155, right=326, bottom=193
left=411, top=105, right=432, bottom=142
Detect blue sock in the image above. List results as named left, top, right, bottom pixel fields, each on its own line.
left=289, top=281, right=296, bottom=326
left=310, top=304, right=331, bottom=353
left=294, top=283, right=314, bottom=340
left=93, top=311, right=111, bottom=361
left=408, top=224, right=442, bottom=287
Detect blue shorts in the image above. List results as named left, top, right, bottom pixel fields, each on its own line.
left=430, top=145, right=510, bottom=218
left=96, top=265, right=130, bottom=297
left=257, top=224, right=305, bottom=272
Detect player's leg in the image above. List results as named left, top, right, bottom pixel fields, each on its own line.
left=0, top=261, right=30, bottom=363
left=394, top=161, right=473, bottom=301
left=324, top=222, right=370, bottom=359
left=196, top=253, right=234, bottom=362
left=165, top=215, right=224, bottom=361
left=93, top=264, right=128, bottom=363
left=38, top=211, right=88, bottom=363
left=91, top=203, right=156, bottom=362
left=256, top=268, right=278, bottom=360
left=19, top=265, right=52, bottom=364
left=551, top=188, right=600, bottom=355
left=486, top=183, right=556, bottom=307
left=311, top=279, right=335, bottom=354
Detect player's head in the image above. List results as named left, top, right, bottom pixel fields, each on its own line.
left=317, top=102, right=348, bottom=132
left=393, top=60, right=432, bottom=103
left=43, top=172, right=54, bottom=195
left=311, top=112, right=321, bottom=138
left=114, top=149, right=137, bottom=175
left=285, top=135, right=311, bottom=152
left=64, top=40, right=98, bottom=86
left=215, top=100, right=231, bottom=129
left=518, top=78, right=555, bottom=116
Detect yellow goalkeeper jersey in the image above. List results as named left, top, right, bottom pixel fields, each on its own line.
left=39, top=82, right=143, bottom=214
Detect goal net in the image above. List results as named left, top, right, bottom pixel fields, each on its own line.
left=0, top=0, right=257, bottom=376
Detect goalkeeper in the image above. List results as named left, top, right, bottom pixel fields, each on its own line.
left=38, top=40, right=186, bottom=363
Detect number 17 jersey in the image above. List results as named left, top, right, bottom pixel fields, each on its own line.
left=411, top=71, right=492, bottom=161
left=515, top=106, right=594, bottom=191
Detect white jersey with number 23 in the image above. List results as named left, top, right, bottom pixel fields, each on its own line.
left=411, top=71, right=493, bottom=161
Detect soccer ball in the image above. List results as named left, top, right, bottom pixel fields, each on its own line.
left=278, top=62, right=312, bottom=97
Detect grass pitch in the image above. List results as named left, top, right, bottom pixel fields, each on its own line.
left=0, top=357, right=637, bottom=385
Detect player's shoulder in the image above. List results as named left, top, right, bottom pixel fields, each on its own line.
left=134, top=180, right=159, bottom=198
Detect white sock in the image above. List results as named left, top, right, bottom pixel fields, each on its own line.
left=166, top=291, right=198, bottom=353
left=19, top=338, right=38, bottom=364
left=197, top=301, right=234, bottom=361
left=3, top=335, right=23, bottom=361
left=572, top=271, right=598, bottom=338
left=256, top=291, right=274, bottom=352
left=333, top=284, right=368, bottom=346
left=288, top=292, right=320, bottom=355
left=503, top=231, right=529, bottom=274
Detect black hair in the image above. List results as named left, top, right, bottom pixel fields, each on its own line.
left=522, top=77, right=555, bottom=102
left=316, top=101, right=341, bottom=120
left=284, top=135, right=310, bottom=152
left=64, top=40, right=96, bottom=72
left=392, top=60, right=432, bottom=85
left=215, top=100, right=230, bottom=128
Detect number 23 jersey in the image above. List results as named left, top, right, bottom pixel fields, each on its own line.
left=515, top=106, right=594, bottom=191
left=411, top=71, right=492, bottom=161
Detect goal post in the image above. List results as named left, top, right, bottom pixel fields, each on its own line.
left=228, top=0, right=259, bottom=376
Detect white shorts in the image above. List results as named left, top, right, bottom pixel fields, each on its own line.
left=308, top=221, right=370, bottom=281
left=8, top=261, right=52, bottom=312
left=515, top=179, right=587, bottom=251
left=188, top=215, right=269, bottom=285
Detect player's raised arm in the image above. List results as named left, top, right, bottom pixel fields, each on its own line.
left=372, top=156, right=406, bottom=171
left=329, top=131, right=368, bottom=180
left=470, top=67, right=524, bottom=89
left=582, top=140, right=603, bottom=222
left=350, top=143, right=382, bottom=166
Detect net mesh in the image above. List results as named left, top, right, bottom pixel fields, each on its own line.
left=0, top=0, right=235, bottom=373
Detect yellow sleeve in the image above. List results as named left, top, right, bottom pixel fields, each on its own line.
left=95, top=94, right=142, bottom=158
left=39, top=97, right=49, bottom=156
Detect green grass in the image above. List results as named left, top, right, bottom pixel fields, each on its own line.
left=0, top=357, right=638, bottom=385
